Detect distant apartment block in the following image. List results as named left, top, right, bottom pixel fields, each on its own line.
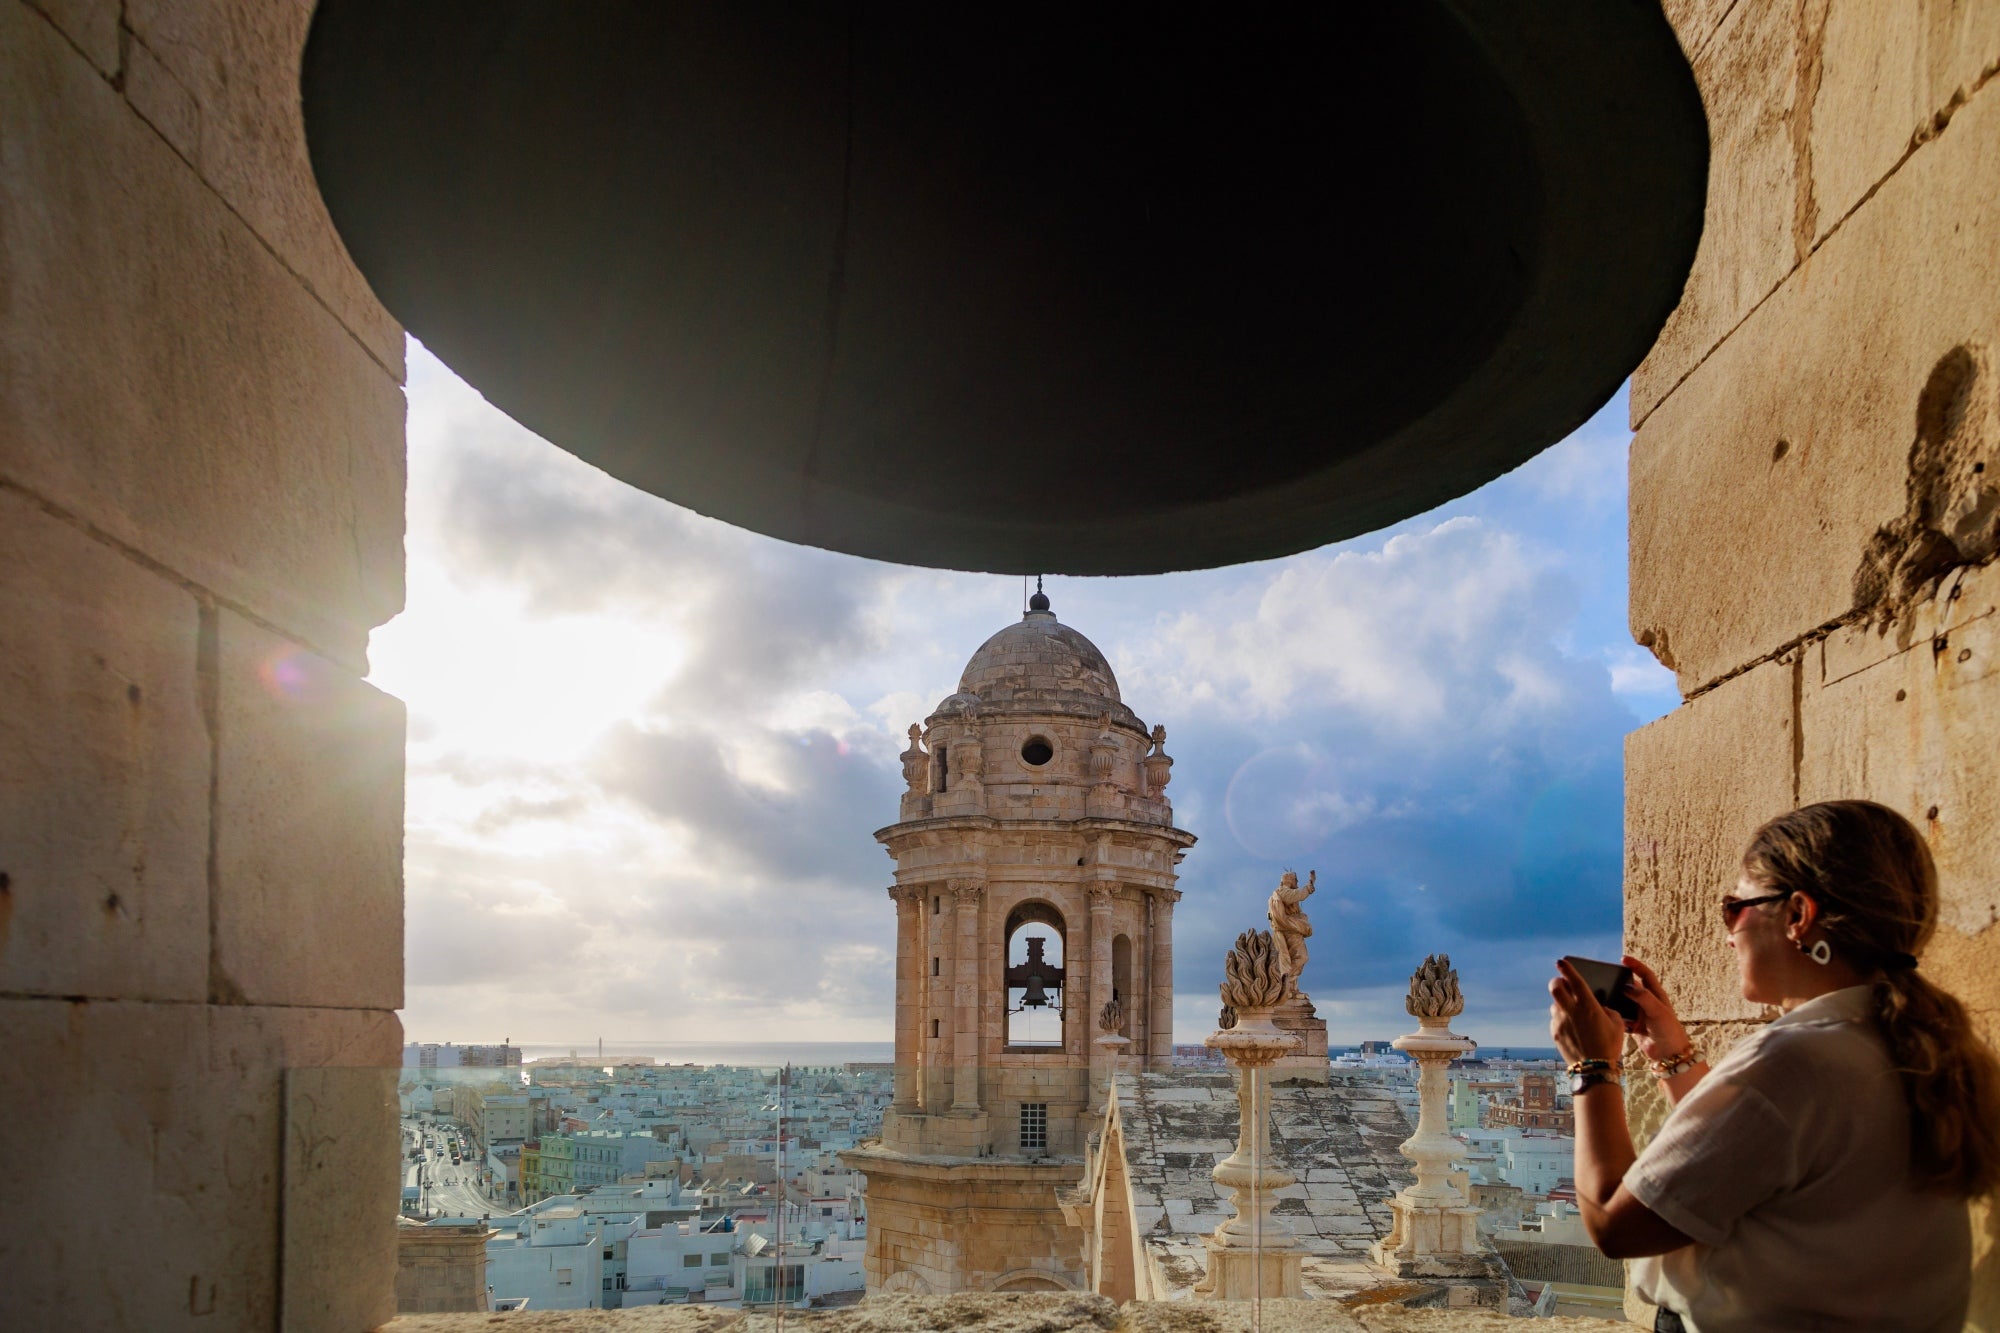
left=404, top=1041, right=523, bottom=1069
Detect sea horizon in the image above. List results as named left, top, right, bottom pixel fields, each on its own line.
left=401, top=1038, right=1561, bottom=1067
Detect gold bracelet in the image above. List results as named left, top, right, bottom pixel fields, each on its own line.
left=1649, top=1048, right=1699, bottom=1079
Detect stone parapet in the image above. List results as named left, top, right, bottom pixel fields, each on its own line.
left=378, top=1292, right=1626, bottom=1330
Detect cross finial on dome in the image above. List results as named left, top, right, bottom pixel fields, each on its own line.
left=1028, top=574, right=1050, bottom=614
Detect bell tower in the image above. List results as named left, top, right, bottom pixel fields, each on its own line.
left=848, top=590, right=1194, bottom=1295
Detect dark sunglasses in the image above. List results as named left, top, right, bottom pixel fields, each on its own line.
left=1719, top=890, right=1792, bottom=928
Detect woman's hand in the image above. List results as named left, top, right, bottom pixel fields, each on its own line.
left=1620, top=954, right=1692, bottom=1065
left=1550, top=959, right=1627, bottom=1065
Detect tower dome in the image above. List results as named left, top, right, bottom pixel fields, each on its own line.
left=954, top=599, right=1129, bottom=721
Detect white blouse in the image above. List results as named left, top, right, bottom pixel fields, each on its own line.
left=1625, top=985, right=1970, bottom=1332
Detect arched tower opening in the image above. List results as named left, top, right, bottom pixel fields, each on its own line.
left=1004, top=902, right=1067, bottom=1048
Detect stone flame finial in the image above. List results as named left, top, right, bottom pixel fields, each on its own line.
left=1098, top=997, right=1124, bottom=1034
left=1404, top=953, right=1464, bottom=1021
left=1218, top=929, right=1288, bottom=1012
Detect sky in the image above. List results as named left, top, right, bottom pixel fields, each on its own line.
left=371, top=341, right=1680, bottom=1050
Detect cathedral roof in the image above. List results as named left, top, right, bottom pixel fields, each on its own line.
left=1110, top=1070, right=1418, bottom=1301
left=953, top=604, right=1125, bottom=718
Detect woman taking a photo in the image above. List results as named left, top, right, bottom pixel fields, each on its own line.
left=1549, top=800, right=2000, bottom=1331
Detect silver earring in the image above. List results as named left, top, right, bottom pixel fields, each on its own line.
left=1804, top=939, right=1832, bottom=966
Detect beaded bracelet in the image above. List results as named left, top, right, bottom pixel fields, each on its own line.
left=1649, top=1047, right=1700, bottom=1079
left=1565, top=1057, right=1616, bottom=1076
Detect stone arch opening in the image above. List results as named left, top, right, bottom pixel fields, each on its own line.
left=1003, top=901, right=1067, bottom=1048
left=992, top=1269, right=1074, bottom=1293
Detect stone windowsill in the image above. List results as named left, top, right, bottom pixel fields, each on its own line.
left=380, top=1293, right=1626, bottom=1332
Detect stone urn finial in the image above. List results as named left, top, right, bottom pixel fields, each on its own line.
left=1370, top=952, right=1494, bottom=1281
left=1405, top=953, right=1464, bottom=1024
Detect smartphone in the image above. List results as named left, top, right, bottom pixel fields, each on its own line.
left=1562, top=955, right=1640, bottom=1021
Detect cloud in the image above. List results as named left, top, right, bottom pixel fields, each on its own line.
left=379, top=344, right=1647, bottom=1047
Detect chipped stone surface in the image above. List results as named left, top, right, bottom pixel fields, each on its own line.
left=1803, top=561, right=2000, bottom=940
left=1630, top=71, right=2000, bottom=693
left=1810, top=0, right=2000, bottom=247
left=1113, top=1071, right=1414, bottom=1302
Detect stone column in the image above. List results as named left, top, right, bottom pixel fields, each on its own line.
left=1148, top=889, right=1177, bottom=1070
left=1199, top=930, right=1302, bottom=1301
left=1370, top=955, right=1498, bottom=1280
left=924, top=886, right=947, bottom=1112
left=1087, top=886, right=1115, bottom=1088
left=889, top=886, right=921, bottom=1112
left=950, top=877, right=985, bottom=1112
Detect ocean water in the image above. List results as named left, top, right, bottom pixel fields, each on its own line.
left=507, top=1040, right=894, bottom=1068
left=485, top=1040, right=1558, bottom=1067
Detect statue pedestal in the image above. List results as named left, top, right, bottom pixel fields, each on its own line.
left=1200, top=1237, right=1305, bottom=1299
left=1092, top=1033, right=1130, bottom=1102
left=1269, top=995, right=1328, bottom=1083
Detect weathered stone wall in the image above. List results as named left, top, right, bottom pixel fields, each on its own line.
left=0, top=1, right=406, bottom=1329
left=1625, top=1, right=2000, bottom=1323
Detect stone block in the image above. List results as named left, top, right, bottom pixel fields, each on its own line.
left=0, top=2, right=406, bottom=669
left=122, top=28, right=200, bottom=165
left=0, top=489, right=209, bottom=1001
left=1801, top=561, right=2000, bottom=942
left=122, top=0, right=405, bottom=373
left=1662, top=0, right=1741, bottom=61
left=1632, top=0, right=1806, bottom=425
left=26, top=0, right=119, bottom=77
left=1630, top=78, right=2000, bottom=691
left=1622, top=1018, right=1765, bottom=1154
left=0, top=997, right=397, bottom=1332
left=1624, top=659, right=1796, bottom=1023
left=282, top=1067, right=399, bottom=1333
left=212, top=611, right=405, bottom=1009
left=1811, top=0, right=2000, bottom=243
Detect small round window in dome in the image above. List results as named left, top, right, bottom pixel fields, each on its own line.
left=1020, top=736, right=1055, bottom=767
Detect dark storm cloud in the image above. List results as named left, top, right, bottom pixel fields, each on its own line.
left=1113, top=517, right=1633, bottom=1038
left=595, top=724, right=901, bottom=886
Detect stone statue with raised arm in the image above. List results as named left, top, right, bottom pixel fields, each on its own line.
left=1267, top=869, right=1315, bottom=999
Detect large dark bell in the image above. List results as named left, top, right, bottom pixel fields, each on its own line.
left=302, top=3, right=1705, bottom=575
